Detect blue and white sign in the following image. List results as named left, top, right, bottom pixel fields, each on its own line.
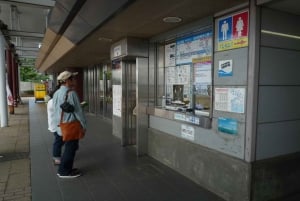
left=218, top=59, right=233, bottom=77
left=218, top=17, right=232, bottom=42
left=218, top=117, right=238, bottom=135
left=176, top=31, right=212, bottom=65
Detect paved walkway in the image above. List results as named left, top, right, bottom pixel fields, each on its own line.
left=0, top=98, right=31, bottom=201
left=0, top=97, right=225, bottom=201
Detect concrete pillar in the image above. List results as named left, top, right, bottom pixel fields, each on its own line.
left=0, top=34, right=8, bottom=127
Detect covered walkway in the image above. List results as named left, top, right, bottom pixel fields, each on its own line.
left=28, top=98, right=224, bottom=201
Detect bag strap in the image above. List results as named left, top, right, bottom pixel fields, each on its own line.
left=60, top=89, right=75, bottom=123
left=64, top=89, right=72, bottom=101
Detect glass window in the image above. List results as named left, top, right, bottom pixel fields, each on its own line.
left=159, top=31, right=213, bottom=117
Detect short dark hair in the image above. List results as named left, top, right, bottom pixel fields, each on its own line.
left=48, top=83, right=61, bottom=98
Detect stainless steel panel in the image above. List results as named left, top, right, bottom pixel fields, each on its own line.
left=157, top=45, right=165, bottom=106
left=111, top=37, right=148, bottom=60
left=112, top=60, right=122, bottom=139
left=83, top=64, right=113, bottom=119
left=148, top=43, right=156, bottom=107
left=103, top=64, right=113, bottom=119
left=112, top=59, right=137, bottom=145
left=122, top=61, right=136, bottom=146
left=136, top=57, right=148, bottom=156
left=111, top=37, right=149, bottom=151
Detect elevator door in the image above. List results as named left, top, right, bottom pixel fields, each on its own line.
left=123, top=61, right=136, bottom=146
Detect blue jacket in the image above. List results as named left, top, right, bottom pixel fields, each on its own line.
left=52, top=85, right=87, bottom=136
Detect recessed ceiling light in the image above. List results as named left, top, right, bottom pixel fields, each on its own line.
left=163, top=16, right=182, bottom=23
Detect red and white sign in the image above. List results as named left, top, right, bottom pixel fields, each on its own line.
left=232, top=11, right=248, bottom=39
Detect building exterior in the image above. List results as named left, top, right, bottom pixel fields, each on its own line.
left=1, top=0, right=300, bottom=200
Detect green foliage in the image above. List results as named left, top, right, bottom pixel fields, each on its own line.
left=99, top=70, right=112, bottom=80
left=106, top=71, right=112, bottom=80
left=20, top=66, right=49, bottom=82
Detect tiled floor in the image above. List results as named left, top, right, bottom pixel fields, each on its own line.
left=29, top=99, right=225, bottom=201
left=0, top=99, right=31, bottom=201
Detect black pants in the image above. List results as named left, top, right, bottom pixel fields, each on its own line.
left=58, top=139, right=79, bottom=175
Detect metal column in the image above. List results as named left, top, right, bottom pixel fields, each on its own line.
left=245, top=0, right=261, bottom=163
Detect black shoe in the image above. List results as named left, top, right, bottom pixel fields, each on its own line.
left=57, top=169, right=82, bottom=179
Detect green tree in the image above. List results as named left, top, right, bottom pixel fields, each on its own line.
left=20, top=66, right=49, bottom=82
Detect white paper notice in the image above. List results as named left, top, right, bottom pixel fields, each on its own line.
left=214, top=87, right=245, bottom=113
left=215, top=88, right=229, bottom=111
left=165, top=43, right=176, bottom=67
left=193, top=58, right=212, bottom=84
left=113, top=85, right=122, bottom=117
left=181, top=124, right=195, bottom=141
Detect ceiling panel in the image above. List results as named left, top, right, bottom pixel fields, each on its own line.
left=0, top=1, right=52, bottom=59
left=36, top=0, right=300, bottom=72
left=45, top=0, right=248, bottom=71
left=77, top=0, right=129, bottom=27
left=48, top=2, right=71, bottom=33
left=63, top=0, right=130, bottom=44
left=260, top=0, right=300, bottom=15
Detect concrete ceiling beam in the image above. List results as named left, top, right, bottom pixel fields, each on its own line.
left=7, top=30, right=44, bottom=39
left=0, top=0, right=55, bottom=9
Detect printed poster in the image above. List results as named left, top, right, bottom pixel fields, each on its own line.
left=193, top=56, right=212, bottom=95
left=214, top=87, right=245, bottom=113
left=176, top=31, right=212, bottom=65
left=165, top=43, right=176, bottom=67
left=193, top=56, right=212, bottom=84
left=217, top=10, right=249, bottom=51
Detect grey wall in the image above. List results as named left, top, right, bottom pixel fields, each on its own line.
left=150, top=116, right=245, bottom=159
left=256, top=8, right=300, bottom=160
left=147, top=14, right=252, bottom=201
left=148, top=15, right=248, bottom=159
left=148, top=128, right=250, bottom=201
left=212, top=47, right=249, bottom=159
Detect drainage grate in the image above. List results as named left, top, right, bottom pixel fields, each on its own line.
left=0, top=152, right=29, bottom=162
